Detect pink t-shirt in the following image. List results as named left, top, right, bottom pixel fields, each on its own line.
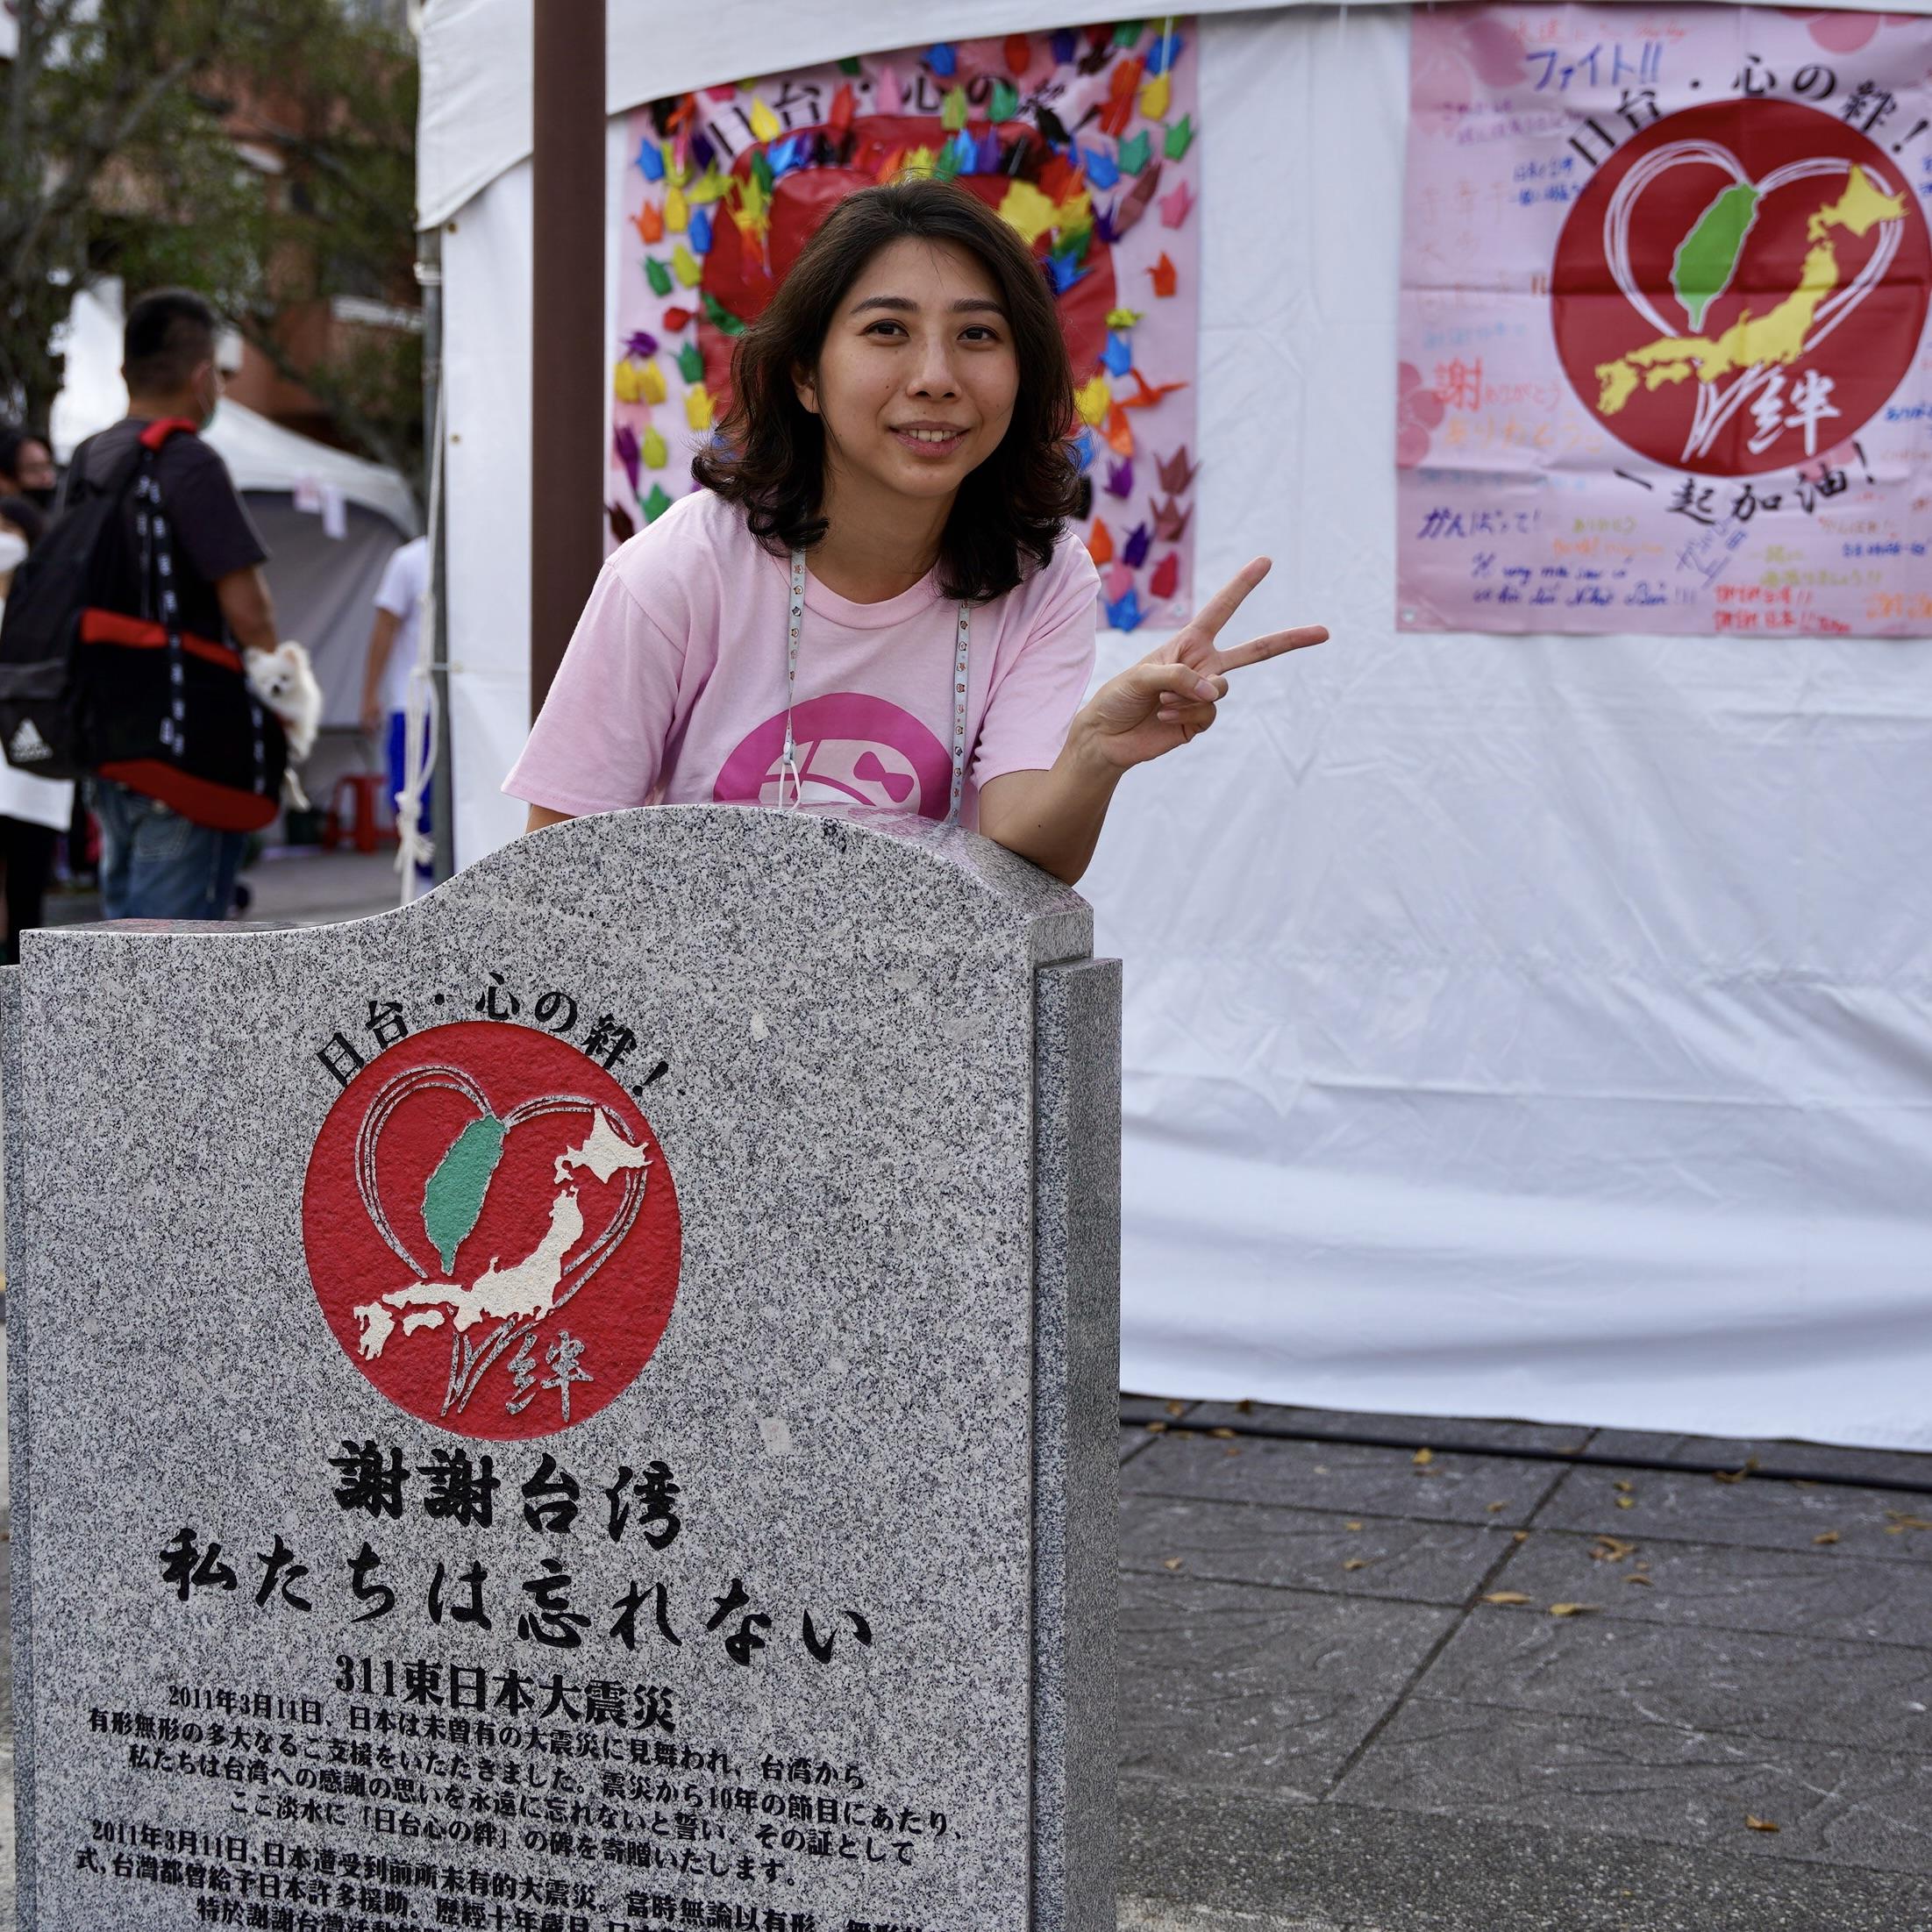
left=503, top=488, right=1099, bottom=826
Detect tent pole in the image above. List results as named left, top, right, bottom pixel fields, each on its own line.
left=530, top=0, right=607, bottom=719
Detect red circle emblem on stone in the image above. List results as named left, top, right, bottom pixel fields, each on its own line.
left=302, top=1021, right=682, bottom=1439
left=1551, top=99, right=1929, bottom=477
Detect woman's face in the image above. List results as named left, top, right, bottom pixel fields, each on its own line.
left=797, top=236, right=1020, bottom=510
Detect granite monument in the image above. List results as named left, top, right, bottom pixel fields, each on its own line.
left=4, top=806, right=1120, bottom=1931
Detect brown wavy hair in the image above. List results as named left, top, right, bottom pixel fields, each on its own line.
left=691, top=177, right=1080, bottom=602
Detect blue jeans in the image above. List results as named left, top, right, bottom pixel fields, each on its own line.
left=91, top=779, right=246, bottom=922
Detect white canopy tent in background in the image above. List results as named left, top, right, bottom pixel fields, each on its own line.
left=50, top=283, right=420, bottom=729
left=423, top=0, right=1932, bottom=1450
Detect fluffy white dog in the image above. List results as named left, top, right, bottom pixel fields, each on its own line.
left=246, top=640, right=323, bottom=808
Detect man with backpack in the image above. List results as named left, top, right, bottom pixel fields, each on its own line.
left=49, top=289, right=286, bottom=919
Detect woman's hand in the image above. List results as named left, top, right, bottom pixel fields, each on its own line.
left=1073, top=557, right=1327, bottom=772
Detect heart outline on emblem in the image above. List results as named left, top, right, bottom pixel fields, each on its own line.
left=1601, top=140, right=1906, bottom=463
left=351, top=1060, right=651, bottom=1416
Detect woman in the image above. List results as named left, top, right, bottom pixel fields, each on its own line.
left=0, top=495, right=74, bottom=961
left=506, top=178, right=1324, bottom=884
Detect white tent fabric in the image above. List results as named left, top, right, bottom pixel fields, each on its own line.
left=431, top=4, right=1932, bottom=1450
left=416, top=0, right=1922, bottom=228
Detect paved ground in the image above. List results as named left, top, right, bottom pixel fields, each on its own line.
left=43, top=842, right=406, bottom=932
left=1119, top=1395, right=1932, bottom=1930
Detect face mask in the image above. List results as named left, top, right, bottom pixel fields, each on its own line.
left=0, top=531, right=27, bottom=575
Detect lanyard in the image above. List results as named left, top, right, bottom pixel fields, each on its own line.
left=783, top=549, right=972, bottom=825
left=132, top=460, right=267, bottom=790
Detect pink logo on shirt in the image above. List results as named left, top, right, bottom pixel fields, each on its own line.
left=714, top=692, right=952, bottom=819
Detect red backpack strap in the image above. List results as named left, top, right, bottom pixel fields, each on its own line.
left=138, top=417, right=200, bottom=451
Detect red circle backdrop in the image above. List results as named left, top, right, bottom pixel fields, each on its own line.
left=303, top=1022, right=682, bottom=1439
left=1551, top=99, right=1929, bottom=477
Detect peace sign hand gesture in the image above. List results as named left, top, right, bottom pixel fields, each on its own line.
left=1080, top=558, right=1327, bottom=772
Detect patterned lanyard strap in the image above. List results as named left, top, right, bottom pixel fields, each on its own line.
left=784, top=549, right=971, bottom=825
left=132, top=446, right=268, bottom=791
left=132, top=468, right=189, bottom=759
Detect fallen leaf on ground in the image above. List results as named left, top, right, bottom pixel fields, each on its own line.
left=1714, top=1458, right=1760, bottom=1485
left=1482, top=1591, right=1532, bottom=1606
left=1345, top=1520, right=1364, bottom=1532
left=1514, top=1530, right=1531, bottom=1543
left=1612, top=1479, right=1634, bottom=1493
left=1745, top=1815, right=1779, bottom=1834
left=1885, top=1512, right=1932, bottom=1534
left=1235, top=1399, right=1255, bottom=1414
left=1413, top=1448, right=1435, bottom=1467
left=1626, top=1572, right=1654, bottom=1586
left=1548, top=1602, right=1595, bottom=1616
left=1144, top=1420, right=1167, bottom=1433
left=1164, top=1400, right=1186, bottom=1416
left=1590, top=1536, right=1639, bottom=1563
left=1487, top=1501, right=1508, bottom=1514
left=1209, top=1428, right=1236, bottom=1439
left=1814, top=1530, right=1841, bottom=1546
left=1615, top=1496, right=1636, bottom=1510
left=1162, top=1558, right=1184, bottom=1572
left=1342, top=1558, right=1370, bottom=1571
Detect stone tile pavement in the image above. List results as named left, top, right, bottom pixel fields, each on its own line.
left=1120, top=1394, right=1932, bottom=1930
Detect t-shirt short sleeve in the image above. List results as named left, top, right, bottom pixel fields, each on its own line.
left=502, top=558, right=688, bottom=816
left=968, top=536, right=1101, bottom=788
left=375, top=538, right=427, bottom=618
left=158, top=438, right=269, bottom=584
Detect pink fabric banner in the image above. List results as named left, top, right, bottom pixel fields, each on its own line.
left=1398, top=5, right=1932, bottom=637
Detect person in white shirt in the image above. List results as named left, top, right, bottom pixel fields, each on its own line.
left=361, top=534, right=430, bottom=866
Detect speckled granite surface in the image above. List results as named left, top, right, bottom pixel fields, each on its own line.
left=4, top=806, right=1118, bottom=1931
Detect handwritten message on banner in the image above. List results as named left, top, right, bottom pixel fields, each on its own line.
left=613, top=23, right=1202, bottom=635
left=1398, top=6, right=1932, bottom=637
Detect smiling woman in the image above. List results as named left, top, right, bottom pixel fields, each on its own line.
left=504, top=179, right=1326, bottom=885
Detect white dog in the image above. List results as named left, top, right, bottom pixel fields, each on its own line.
left=246, top=640, right=324, bottom=809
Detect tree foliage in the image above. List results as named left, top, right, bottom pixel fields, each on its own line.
left=0, top=0, right=421, bottom=495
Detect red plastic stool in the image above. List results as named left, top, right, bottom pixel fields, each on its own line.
left=324, top=773, right=396, bottom=853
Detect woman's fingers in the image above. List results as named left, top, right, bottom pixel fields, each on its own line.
left=1123, top=659, right=1223, bottom=704
left=1154, top=699, right=1218, bottom=731
left=1213, top=624, right=1329, bottom=674
left=1179, top=556, right=1273, bottom=648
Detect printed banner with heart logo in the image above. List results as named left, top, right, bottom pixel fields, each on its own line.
left=303, top=1021, right=682, bottom=1438
left=1397, top=4, right=1932, bottom=636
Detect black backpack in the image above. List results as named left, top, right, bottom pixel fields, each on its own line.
left=0, top=435, right=143, bottom=781
left=0, top=418, right=285, bottom=831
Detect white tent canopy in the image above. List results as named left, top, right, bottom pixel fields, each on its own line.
left=424, top=0, right=1932, bottom=1451
left=417, top=0, right=1919, bottom=225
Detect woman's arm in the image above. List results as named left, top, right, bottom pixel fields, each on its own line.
left=979, top=559, right=1326, bottom=886
left=525, top=804, right=575, bottom=834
